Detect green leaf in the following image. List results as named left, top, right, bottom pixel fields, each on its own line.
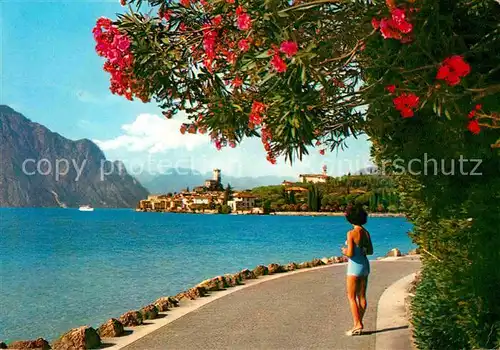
left=233, top=104, right=244, bottom=112
left=255, top=51, right=272, bottom=59
left=261, top=71, right=276, bottom=85
left=444, top=109, right=451, bottom=120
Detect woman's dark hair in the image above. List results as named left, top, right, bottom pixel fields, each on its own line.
left=345, top=203, right=368, bottom=226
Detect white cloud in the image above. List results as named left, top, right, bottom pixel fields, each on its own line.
left=93, top=113, right=208, bottom=153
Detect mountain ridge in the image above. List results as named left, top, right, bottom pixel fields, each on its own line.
left=0, top=105, right=149, bottom=207
left=137, top=169, right=296, bottom=194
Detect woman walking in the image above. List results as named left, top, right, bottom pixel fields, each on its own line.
left=342, top=204, right=373, bottom=336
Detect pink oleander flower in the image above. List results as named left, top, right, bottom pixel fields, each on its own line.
left=270, top=54, right=287, bottom=73
left=238, top=39, right=250, bottom=52
left=393, top=93, right=420, bottom=118
left=376, top=8, right=413, bottom=43
left=249, top=113, right=263, bottom=125
left=251, top=101, right=266, bottom=114
left=280, top=41, right=298, bottom=58
left=113, top=35, right=130, bottom=52
left=385, top=85, right=396, bottom=94
left=212, top=15, right=222, bottom=26
left=266, top=154, right=277, bottom=164
left=232, top=76, right=243, bottom=87
left=237, top=13, right=252, bottom=30
left=436, top=55, right=471, bottom=87
left=96, top=17, right=112, bottom=29
left=467, top=120, right=480, bottom=135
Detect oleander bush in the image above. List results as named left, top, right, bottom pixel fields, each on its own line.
left=94, top=0, right=500, bottom=348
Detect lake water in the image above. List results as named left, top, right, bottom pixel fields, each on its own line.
left=0, top=208, right=416, bottom=342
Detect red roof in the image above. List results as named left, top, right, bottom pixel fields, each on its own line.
left=234, top=192, right=257, bottom=198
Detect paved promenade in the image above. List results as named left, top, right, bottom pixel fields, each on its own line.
left=120, top=257, right=420, bottom=350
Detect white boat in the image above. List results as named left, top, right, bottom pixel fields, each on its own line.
left=79, top=205, right=94, bottom=212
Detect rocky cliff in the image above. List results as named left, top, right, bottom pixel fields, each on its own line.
left=0, top=105, right=149, bottom=207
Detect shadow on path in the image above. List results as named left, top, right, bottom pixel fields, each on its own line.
left=363, top=325, right=408, bottom=335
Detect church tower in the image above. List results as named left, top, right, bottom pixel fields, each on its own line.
left=213, top=169, right=221, bottom=184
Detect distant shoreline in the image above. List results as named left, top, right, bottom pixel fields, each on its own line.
left=270, top=211, right=406, bottom=217
left=134, top=209, right=406, bottom=217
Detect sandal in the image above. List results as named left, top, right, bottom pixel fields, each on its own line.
left=345, top=328, right=363, bottom=336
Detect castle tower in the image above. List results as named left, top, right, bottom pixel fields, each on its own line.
left=322, top=165, right=327, bottom=175
left=213, top=169, right=221, bottom=184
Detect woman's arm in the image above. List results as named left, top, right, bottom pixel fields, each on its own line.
left=365, top=230, right=374, bottom=255
left=342, top=231, right=355, bottom=257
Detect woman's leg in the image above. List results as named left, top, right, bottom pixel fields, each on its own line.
left=357, top=276, right=368, bottom=323
left=346, top=275, right=363, bottom=330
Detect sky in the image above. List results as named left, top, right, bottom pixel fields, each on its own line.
left=0, top=0, right=373, bottom=179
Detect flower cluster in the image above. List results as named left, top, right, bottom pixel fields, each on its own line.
left=202, top=24, right=218, bottom=71
left=261, top=124, right=276, bottom=164
left=280, top=41, right=298, bottom=57
left=236, top=6, right=251, bottom=31
left=385, top=84, right=396, bottom=94
left=93, top=17, right=148, bottom=101
left=269, top=40, right=298, bottom=73
left=467, top=104, right=482, bottom=135
left=372, top=7, right=413, bottom=43
left=393, top=93, right=420, bottom=118
left=270, top=54, right=287, bottom=73
left=436, top=55, right=471, bottom=86
left=249, top=101, right=266, bottom=127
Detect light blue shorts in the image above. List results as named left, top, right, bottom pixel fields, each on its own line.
left=347, top=256, right=370, bottom=277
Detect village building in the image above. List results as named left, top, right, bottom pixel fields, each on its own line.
left=203, top=169, right=222, bottom=191
left=299, top=165, right=330, bottom=184
left=228, top=192, right=257, bottom=212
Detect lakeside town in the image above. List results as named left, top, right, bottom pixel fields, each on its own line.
left=135, top=166, right=402, bottom=215
left=137, top=169, right=263, bottom=214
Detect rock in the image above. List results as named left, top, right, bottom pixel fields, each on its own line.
left=321, top=257, right=331, bottom=265
left=119, top=311, right=143, bottom=327
left=0, top=342, right=6, bottom=349
left=196, top=278, right=218, bottom=291
left=7, top=338, right=50, bottom=349
left=386, top=248, right=402, bottom=257
left=97, top=318, right=124, bottom=338
left=252, top=265, right=269, bottom=276
left=284, top=262, right=298, bottom=271
left=154, top=296, right=178, bottom=311
left=176, top=286, right=207, bottom=301
left=230, top=273, right=243, bottom=284
left=309, top=258, right=325, bottom=267
left=140, top=304, right=159, bottom=320
left=214, top=275, right=229, bottom=288
left=298, top=262, right=310, bottom=269
left=329, top=256, right=344, bottom=264
left=408, top=248, right=421, bottom=255
left=223, top=274, right=239, bottom=287
left=237, top=268, right=256, bottom=280
left=52, top=326, right=100, bottom=350
left=267, top=263, right=284, bottom=274
left=197, top=276, right=227, bottom=291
